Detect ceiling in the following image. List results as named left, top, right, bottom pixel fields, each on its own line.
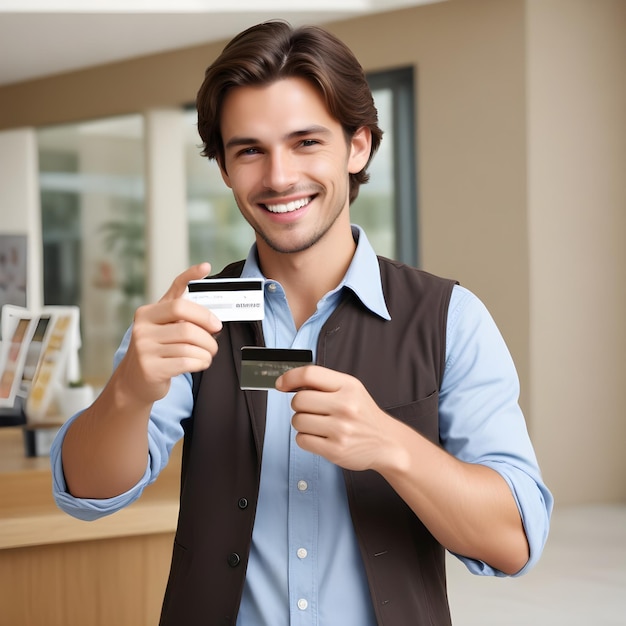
left=0, top=0, right=444, bottom=87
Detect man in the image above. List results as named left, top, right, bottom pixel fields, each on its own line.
left=51, top=20, right=552, bottom=626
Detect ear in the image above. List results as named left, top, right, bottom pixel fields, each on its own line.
left=218, top=159, right=232, bottom=189
left=347, top=126, right=372, bottom=174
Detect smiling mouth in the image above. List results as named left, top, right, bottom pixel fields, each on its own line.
left=261, top=196, right=314, bottom=214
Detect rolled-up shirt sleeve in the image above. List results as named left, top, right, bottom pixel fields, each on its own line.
left=440, top=286, right=553, bottom=577
left=50, top=327, right=193, bottom=521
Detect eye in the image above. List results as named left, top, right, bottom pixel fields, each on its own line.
left=239, top=147, right=260, bottom=156
left=300, top=139, right=319, bottom=148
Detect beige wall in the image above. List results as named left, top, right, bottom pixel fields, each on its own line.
left=0, top=42, right=218, bottom=129
left=329, top=0, right=531, bottom=462
left=0, top=0, right=624, bottom=505
left=526, top=0, right=626, bottom=504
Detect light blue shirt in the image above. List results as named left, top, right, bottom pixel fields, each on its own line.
left=51, top=226, right=553, bottom=626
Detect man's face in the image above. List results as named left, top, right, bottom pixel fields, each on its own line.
left=218, top=77, right=370, bottom=256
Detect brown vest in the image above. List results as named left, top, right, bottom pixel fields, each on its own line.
left=159, top=257, right=456, bottom=626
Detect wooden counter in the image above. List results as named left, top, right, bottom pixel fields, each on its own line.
left=0, top=427, right=181, bottom=626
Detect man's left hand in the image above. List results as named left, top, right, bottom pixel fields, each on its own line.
left=276, top=365, right=396, bottom=472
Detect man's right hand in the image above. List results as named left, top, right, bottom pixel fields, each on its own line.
left=61, top=262, right=222, bottom=499
left=115, top=262, right=223, bottom=407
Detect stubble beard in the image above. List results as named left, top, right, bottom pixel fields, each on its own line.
left=237, top=191, right=347, bottom=255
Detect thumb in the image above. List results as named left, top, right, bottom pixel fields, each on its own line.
left=160, top=262, right=211, bottom=303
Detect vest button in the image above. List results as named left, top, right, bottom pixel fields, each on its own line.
left=227, top=552, right=241, bottom=567
left=238, top=497, right=248, bottom=509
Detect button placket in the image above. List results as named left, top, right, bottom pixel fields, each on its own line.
left=288, top=432, right=319, bottom=624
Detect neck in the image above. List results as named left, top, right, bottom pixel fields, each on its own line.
left=257, top=223, right=356, bottom=328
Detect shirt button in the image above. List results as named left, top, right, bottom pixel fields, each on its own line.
left=268, top=283, right=277, bottom=292
left=297, top=480, right=308, bottom=491
left=297, top=598, right=308, bottom=611
left=297, top=547, right=308, bottom=559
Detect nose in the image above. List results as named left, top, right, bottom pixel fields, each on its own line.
left=262, top=148, right=298, bottom=192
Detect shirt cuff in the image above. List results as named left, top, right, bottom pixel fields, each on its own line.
left=451, top=460, right=553, bottom=577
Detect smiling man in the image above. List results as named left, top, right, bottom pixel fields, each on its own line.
left=51, top=20, right=552, bottom=626
left=217, top=76, right=371, bottom=327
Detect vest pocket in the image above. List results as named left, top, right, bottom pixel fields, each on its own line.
left=384, top=390, right=439, bottom=442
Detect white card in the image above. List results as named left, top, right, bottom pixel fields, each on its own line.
left=185, top=278, right=264, bottom=322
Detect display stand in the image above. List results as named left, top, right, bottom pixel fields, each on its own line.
left=0, top=304, right=88, bottom=455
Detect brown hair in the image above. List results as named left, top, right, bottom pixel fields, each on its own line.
left=196, top=20, right=383, bottom=204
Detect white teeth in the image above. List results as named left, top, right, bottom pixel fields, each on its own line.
left=264, top=197, right=311, bottom=213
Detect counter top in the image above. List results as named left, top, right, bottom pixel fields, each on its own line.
left=0, top=424, right=56, bottom=474
left=0, top=427, right=180, bottom=550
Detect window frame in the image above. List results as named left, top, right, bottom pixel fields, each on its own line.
left=366, top=66, right=418, bottom=267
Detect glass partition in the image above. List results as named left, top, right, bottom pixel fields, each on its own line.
left=38, top=115, right=145, bottom=384
left=184, top=110, right=253, bottom=271
left=351, top=86, right=395, bottom=258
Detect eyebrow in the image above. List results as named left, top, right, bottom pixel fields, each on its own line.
left=224, top=125, right=332, bottom=151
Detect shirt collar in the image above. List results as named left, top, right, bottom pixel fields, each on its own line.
left=241, top=224, right=391, bottom=321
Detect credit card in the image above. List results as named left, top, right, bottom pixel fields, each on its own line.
left=185, top=278, right=264, bottom=321
left=240, top=347, right=313, bottom=390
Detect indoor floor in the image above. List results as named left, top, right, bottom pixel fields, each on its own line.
left=447, top=504, right=626, bottom=625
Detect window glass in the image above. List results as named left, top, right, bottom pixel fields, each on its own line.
left=365, top=67, right=418, bottom=266
left=184, top=110, right=253, bottom=272
left=351, top=87, right=395, bottom=258
left=38, top=115, right=145, bottom=384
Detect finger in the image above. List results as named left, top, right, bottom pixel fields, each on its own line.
left=154, top=344, right=218, bottom=373
left=134, top=298, right=222, bottom=334
left=127, top=351, right=215, bottom=391
left=291, top=389, right=333, bottom=416
left=294, top=431, right=331, bottom=458
left=159, top=262, right=212, bottom=303
left=292, top=411, right=331, bottom=438
left=276, top=364, right=341, bottom=393
left=151, top=316, right=220, bottom=351
left=127, top=326, right=219, bottom=384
